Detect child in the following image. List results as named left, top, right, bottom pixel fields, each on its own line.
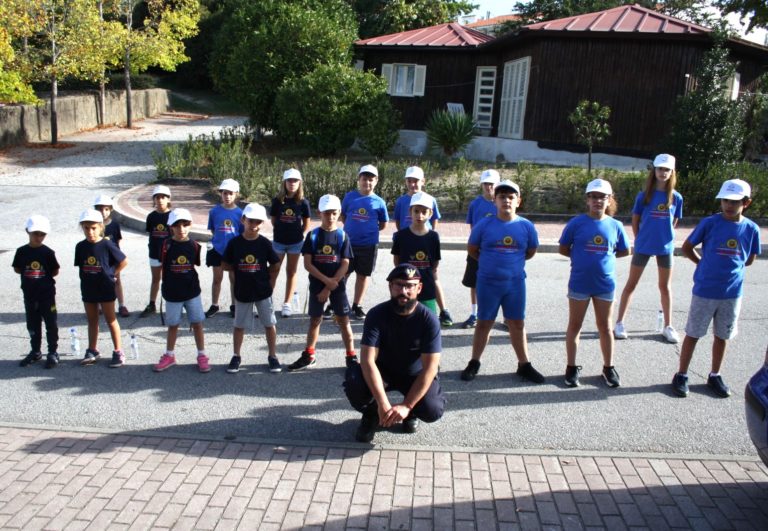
left=287, top=194, right=356, bottom=371
left=558, top=179, right=630, bottom=388
left=270, top=168, right=311, bottom=318
left=672, top=179, right=761, bottom=398
left=75, top=209, right=128, bottom=367
left=94, top=193, right=130, bottom=318
left=340, top=164, right=389, bottom=320
left=460, top=180, right=544, bottom=384
left=615, top=154, right=683, bottom=343
left=460, top=169, right=500, bottom=328
left=153, top=208, right=210, bottom=373
left=206, top=178, right=243, bottom=318
left=140, top=185, right=171, bottom=318
left=393, top=166, right=453, bottom=327
left=223, top=203, right=282, bottom=374
left=13, top=215, right=60, bottom=369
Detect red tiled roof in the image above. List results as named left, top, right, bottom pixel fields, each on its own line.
left=465, top=14, right=520, bottom=29
left=355, top=22, right=494, bottom=47
left=524, top=3, right=710, bottom=35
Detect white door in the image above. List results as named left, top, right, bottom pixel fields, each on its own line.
left=498, top=57, right=530, bottom=139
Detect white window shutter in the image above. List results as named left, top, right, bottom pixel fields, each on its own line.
left=381, top=64, right=394, bottom=94
left=414, top=65, right=427, bottom=96
left=499, top=57, right=530, bottom=139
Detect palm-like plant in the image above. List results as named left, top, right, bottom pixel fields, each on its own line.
left=425, top=110, right=476, bottom=157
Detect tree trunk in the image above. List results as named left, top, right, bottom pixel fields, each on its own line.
left=588, top=146, right=593, bottom=177
left=125, top=51, right=132, bottom=128
left=99, top=79, right=106, bottom=126
left=50, top=76, right=58, bottom=145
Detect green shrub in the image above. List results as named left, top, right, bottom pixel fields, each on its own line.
left=425, top=110, right=476, bottom=157
left=680, top=162, right=768, bottom=217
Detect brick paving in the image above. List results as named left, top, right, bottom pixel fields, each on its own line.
left=0, top=426, right=766, bottom=530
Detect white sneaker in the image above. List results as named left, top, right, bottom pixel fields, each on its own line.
left=281, top=303, right=292, bottom=318
left=613, top=321, right=628, bottom=339
left=662, top=325, right=680, bottom=344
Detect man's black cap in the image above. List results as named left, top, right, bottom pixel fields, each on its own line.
left=386, top=263, right=422, bottom=282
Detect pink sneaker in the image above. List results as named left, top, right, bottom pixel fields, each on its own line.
left=197, top=354, right=211, bottom=373
left=154, top=353, right=176, bottom=372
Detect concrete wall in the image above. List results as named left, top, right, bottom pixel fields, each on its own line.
left=0, top=88, right=170, bottom=147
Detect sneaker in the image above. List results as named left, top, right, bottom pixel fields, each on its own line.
left=44, top=352, right=59, bottom=369
left=461, top=359, right=481, bottom=381
left=118, top=306, right=130, bottom=318
left=517, top=362, right=545, bottom=384
left=80, top=349, right=100, bottom=366
left=403, top=416, right=419, bottom=434
left=439, top=309, right=453, bottom=327
left=229, top=305, right=235, bottom=318
left=662, top=325, right=680, bottom=344
left=707, top=374, right=731, bottom=398
left=197, top=354, right=211, bottom=373
left=462, top=315, right=478, bottom=329
left=20, top=351, right=42, bottom=367
left=281, top=303, right=292, bottom=318
left=613, top=321, right=628, bottom=339
left=226, top=355, right=241, bottom=374
left=355, top=409, right=378, bottom=443
left=671, top=372, right=689, bottom=397
left=268, top=356, right=282, bottom=373
left=109, top=350, right=125, bottom=368
left=602, top=366, right=621, bottom=388
left=204, top=305, right=219, bottom=318
left=345, top=355, right=359, bottom=369
left=322, top=305, right=333, bottom=320
left=564, top=365, right=582, bottom=387
left=286, top=351, right=316, bottom=372
left=153, top=353, right=176, bottom=372
left=351, top=304, right=366, bottom=320
left=139, top=302, right=156, bottom=318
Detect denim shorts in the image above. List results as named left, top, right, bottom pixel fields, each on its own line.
left=164, top=295, right=205, bottom=326
left=149, top=258, right=162, bottom=268
left=272, top=240, right=303, bottom=255
left=567, top=289, right=614, bottom=302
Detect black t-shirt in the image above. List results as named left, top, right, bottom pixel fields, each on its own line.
left=12, top=244, right=60, bottom=301
left=146, top=210, right=171, bottom=259
left=301, top=228, right=353, bottom=289
left=270, top=197, right=311, bottom=244
left=161, top=239, right=202, bottom=303
left=104, top=220, right=123, bottom=247
left=74, top=239, right=126, bottom=301
left=361, top=301, right=442, bottom=377
left=223, top=235, right=279, bottom=302
left=391, top=228, right=441, bottom=301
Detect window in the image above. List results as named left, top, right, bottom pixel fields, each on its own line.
left=473, top=67, right=497, bottom=129
left=381, top=63, right=426, bottom=97
left=727, top=72, right=741, bottom=101
left=498, top=57, right=530, bottom=139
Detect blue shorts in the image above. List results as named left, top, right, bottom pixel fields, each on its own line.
left=164, top=295, right=205, bottom=326
left=568, top=289, right=614, bottom=302
left=272, top=240, right=303, bottom=255
left=476, top=277, right=526, bottom=321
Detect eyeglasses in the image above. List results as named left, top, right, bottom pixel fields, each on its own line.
left=391, top=281, right=420, bottom=292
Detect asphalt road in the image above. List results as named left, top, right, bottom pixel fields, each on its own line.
left=0, top=115, right=766, bottom=457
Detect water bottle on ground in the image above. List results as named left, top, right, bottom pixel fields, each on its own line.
left=129, top=334, right=140, bottom=361
left=292, top=291, right=301, bottom=313
left=656, top=310, right=664, bottom=332
left=69, top=327, right=80, bottom=357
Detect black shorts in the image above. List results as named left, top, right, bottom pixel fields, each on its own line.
left=307, top=282, right=349, bottom=318
left=461, top=254, right=478, bottom=288
left=349, top=245, right=378, bottom=277
left=206, top=248, right=223, bottom=267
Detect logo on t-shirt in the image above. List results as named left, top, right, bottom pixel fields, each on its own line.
left=651, top=202, right=671, bottom=219
left=285, top=208, right=294, bottom=216
left=83, top=256, right=102, bottom=274
left=585, top=235, right=609, bottom=254
left=491, top=234, right=519, bottom=253
left=315, top=244, right=338, bottom=264
left=170, top=255, right=193, bottom=274
left=177, top=255, right=188, bottom=265
left=351, top=207, right=370, bottom=222
left=716, top=238, right=741, bottom=257
left=238, top=254, right=261, bottom=272
left=409, top=251, right=430, bottom=268
left=24, top=261, right=45, bottom=279
left=151, top=224, right=168, bottom=237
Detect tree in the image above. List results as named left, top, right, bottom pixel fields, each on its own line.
left=0, top=0, right=42, bottom=103
left=425, top=109, right=476, bottom=158
left=717, top=0, right=768, bottom=31
left=350, top=0, right=476, bottom=39
left=568, top=100, right=611, bottom=176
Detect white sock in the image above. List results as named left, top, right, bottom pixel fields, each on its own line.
left=471, top=304, right=477, bottom=315
left=197, top=350, right=205, bottom=356
left=166, top=350, right=175, bottom=356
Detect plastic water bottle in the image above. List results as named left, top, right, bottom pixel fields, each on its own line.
left=292, top=291, right=301, bottom=313
left=656, top=310, right=664, bottom=332
left=129, top=334, right=140, bottom=361
left=69, top=327, right=80, bottom=357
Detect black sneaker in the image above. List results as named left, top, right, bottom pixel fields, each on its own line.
left=139, top=302, right=156, bottom=318
left=345, top=355, right=359, bottom=369
left=603, top=366, right=621, bottom=388
left=322, top=305, right=333, bottom=320
left=109, top=350, right=125, bottom=368
left=564, top=365, right=582, bottom=387
left=355, top=409, right=378, bottom=443
left=229, top=305, right=235, bottom=318
left=672, top=372, right=689, bottom=397
left=20, top=351, right=42, bottom=367
left=403, top=416, right=419, bottom=434
left=227, top=355, right=242, bottom=374
left=286, top=351, right=316, bottom=372
left=204, top=305, right=220, bottom=318
left=517, top=362, right=545, bottom=384
left=267, top=356, right=282, bottom=373
left=80, top=349, right=100, bottom=366
left=45, top=352, right=59, bottom=369
left=462, top=315, right=478, bottom=329
left=351, top=304, right=366, bottom=320
left=439, top=310, right=453, bottom=327
left=707, top=374, right=731, bottom=398
left=461, top=359, right=481, bottom=381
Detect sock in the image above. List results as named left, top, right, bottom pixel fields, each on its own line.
left=471, top=304, right=477, bottom=315
left=166, top=350, right=175, bottom=356
left=709, top=372, right=720, bottom=377
left=197, top=350, right=205, bottom=356
left=305, top=346, right=315, bottom=356
left=233, top=353, right=240, bottom=358
left=346, top=350, right=356, bottom=358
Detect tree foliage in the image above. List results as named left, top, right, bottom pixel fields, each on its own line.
left=568, top=100, right=611, bottom=176
left=425, top=109, right=476, bottom=158
left=717, top=0, right=768, bottom=31
left=350, top=0, right=476, bottom=39
left=0, top=0, right=43, bottom=103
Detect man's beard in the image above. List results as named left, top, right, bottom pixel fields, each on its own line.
left=391, top=295, right=418, bottom=314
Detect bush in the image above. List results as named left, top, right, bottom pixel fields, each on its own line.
left=425, top=110, right=476, bottom=157
left=680, top=161, right=768, bottom=217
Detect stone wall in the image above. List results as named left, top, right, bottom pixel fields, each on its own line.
left=0, top=88, right=170, bottom=147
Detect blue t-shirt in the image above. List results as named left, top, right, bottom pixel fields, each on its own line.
left=393, top=193, right=441, bottom=230
left=391, top=228, right=441, bottom=301
left=559, top=214, right=630, bottom=294
left=469, top=216, right=539, bottom=282
left=687, top=213, right=761, bottom=299
left=207, top=205, right=243, bottom=254
left=270, top=196, right=311, bottom=245
left=341, top=190, right=389, bottom=246
left=632, top=190, right=683, bottom=256
left=301, top=227, right=353, bottom=290
left=466, top=195, right=496, bottom=226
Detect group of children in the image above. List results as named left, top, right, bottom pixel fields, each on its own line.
left=13, top=157, right=761, bottom=398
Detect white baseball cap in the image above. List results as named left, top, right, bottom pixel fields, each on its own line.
left=480, top=169, right=500, bottom=184
left=26, top=215, right=51, bottom=234
left=358, top=164, right=378, bottom=177
left=79, top=209, right=104, bottom=224
left=585, top=179, right=613, bottom=195
left=93, top=193, right=113, bottom=207
left=152, top=185, right=171, bottom=197
left=168, top=208, right=193, bottom=226
left=653, top=154, right=676, bottom=170
left=219, top=179, right=240, bottom=193
left=409, top=192, right=434, bottom=209
left=242, top=203, right=268, bottom=221
left=404, top=166, right=424, bottom=180
left=495, top=180, right=521, bottom=195
left=318, top=194, right=341, bottom=212
left=283, top=168, right=302, bottom=181
left=716, top=179, right=751, bottom=200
